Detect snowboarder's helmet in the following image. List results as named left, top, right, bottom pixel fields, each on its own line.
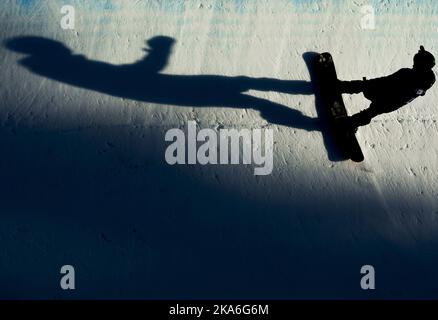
left=414, top=46, right=435, bottom=70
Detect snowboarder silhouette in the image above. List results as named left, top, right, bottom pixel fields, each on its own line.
left=337, top=46, right=436, bottom=130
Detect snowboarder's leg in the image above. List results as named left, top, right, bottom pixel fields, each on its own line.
left=350, top=103, right=380, bottom=128
left=337, top=80, right=366, bottom=94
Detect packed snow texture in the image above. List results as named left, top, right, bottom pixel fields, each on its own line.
left=0, top=0, right=438, bottom=299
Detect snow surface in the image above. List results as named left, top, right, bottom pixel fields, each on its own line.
left=0, top=0, right=438, bottom=299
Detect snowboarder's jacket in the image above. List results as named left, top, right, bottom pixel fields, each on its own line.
left=363, top=68, right=435, bottom=112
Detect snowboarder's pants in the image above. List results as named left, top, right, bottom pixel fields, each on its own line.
left=338, top=80, right=394, bottom=127
left=349, top=103, right=381, bottom=127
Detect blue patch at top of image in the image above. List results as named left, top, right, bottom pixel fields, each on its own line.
left=140, top=0, right=186, bottom=14
left=290, top=0, right=341, bottom=13
left=364, top=0, right=438, bottom=15
left=17, top=0, right=120, bottom=15
left=85, top=0, right=118, bottom=12
left=17, top=0, right=38, bottom=14
left=18, top=0, right=34, bottom=6
left=233, top=0, right=247, bottom=14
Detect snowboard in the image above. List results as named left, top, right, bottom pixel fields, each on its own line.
left=314, top=52, right=365, bottom=162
